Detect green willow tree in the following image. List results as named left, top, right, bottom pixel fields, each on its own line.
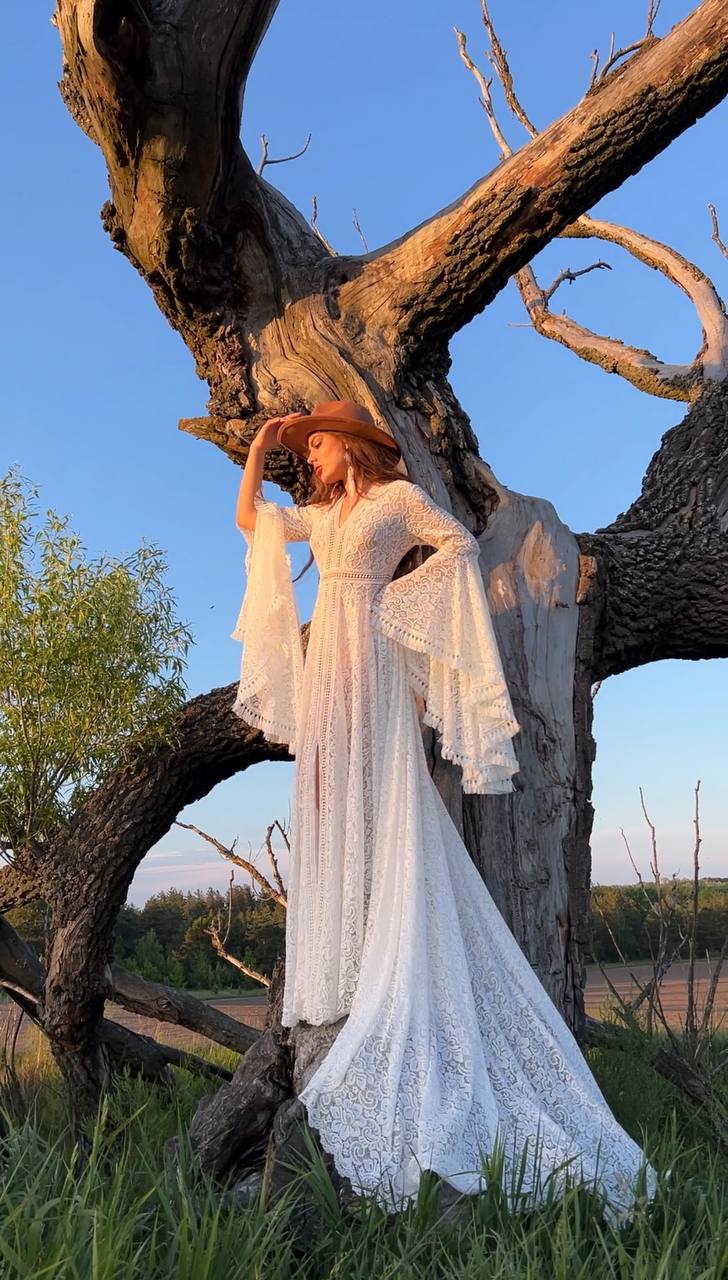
left=0, top=469, right=192, bottom=864
left=0, top=471, right=193, bottom=1076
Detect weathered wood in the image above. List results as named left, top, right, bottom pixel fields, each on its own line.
left=189, top=1028, right=291, bottom=1178
left=189, top=963, right=290, bottom=1177
left=109, top=964, right=260, bottom=1055
left=0, top=914, right=231, bottom=1087
left=368, top=0, right=728, bottom=361
left=39, top=683, right=287, bottom=1110
left=581, top=379, right=728, bottom=678
left=518, top=215, right=728, bottom=400
left=0, top=865, right=39, bottom=914
left=463, top=480, right=585, bottom=1021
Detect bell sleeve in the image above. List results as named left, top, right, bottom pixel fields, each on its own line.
left=230, top=495, right=312, bottom=751
left=369, top=483, right=520, bottom=794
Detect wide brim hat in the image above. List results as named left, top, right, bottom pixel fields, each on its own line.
left=276, top=401, right=402, bottom=462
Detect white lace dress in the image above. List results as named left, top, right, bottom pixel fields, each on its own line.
left=232, top=478, right=657, bottom=1223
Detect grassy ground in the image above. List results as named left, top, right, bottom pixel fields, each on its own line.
left=1, top=1035, right=726, bottom=1279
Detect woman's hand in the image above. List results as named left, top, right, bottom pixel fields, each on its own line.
left=236, top=414, right=300, bottom=532
left=251, top=413, right=299, bottom=454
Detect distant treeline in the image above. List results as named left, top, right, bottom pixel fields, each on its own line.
left=7, top=878, right=727, bottom=992
left=589, top=879, right=728, bottom=963
left=8, top=886, right=286, bottom=993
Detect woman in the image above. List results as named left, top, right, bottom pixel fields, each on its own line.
left=233, top=400, right=657, bottom=1223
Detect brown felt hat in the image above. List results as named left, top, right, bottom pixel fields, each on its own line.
left=276, top=401, right=402, bottom=461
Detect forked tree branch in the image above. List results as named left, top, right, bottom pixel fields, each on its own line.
left=454, top=27, right=511, bottom=156
left=709, top=203, right=728, bottom=261
left=206, top=868, right=273, bottom=989
left=478, top=0, right=537, bottom=137
left=518, top=214, right=728, bottom=400
left=175, top=819, right=287, bottom=907
left=455, top=5, right=728, bottom=399
left=352, top=0, right=728, bottom=362
left=257, top=131, right=312, bottom=176
left=0, top=915, right=236, bottom=1083
left=56, top=0, right=728, bottom=412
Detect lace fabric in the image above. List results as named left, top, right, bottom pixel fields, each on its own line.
left=231, top=479, right=658, bottom=1224
left=231, top=498, right=305, bottom=750
left=369, top=485, right=519, bottom=794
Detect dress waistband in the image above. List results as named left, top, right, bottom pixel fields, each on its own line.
left=319, top=569, right=391, bottom=584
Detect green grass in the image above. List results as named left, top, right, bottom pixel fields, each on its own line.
left=0, top=1035, right=726, bottom=1279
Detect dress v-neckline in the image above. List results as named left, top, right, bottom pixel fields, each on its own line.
left=334, top=483, right=385, bottom=533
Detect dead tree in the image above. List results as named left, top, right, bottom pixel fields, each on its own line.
left=22, top=0, right=728, bottom=1115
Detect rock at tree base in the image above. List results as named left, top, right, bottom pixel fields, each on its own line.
left=189, top=1028, right=291, bottom=1178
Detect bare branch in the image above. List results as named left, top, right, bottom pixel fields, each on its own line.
left=687, top=780, right=701, bottom=1046
left=352, top=208, right=369, bottom=253
left=257, top=131, right=312, bottom=177
left=223, top=869, right=235, bottom=948
left=461, top=8, right=728, bottom=403
left=355, top=0, right=728, bottom=359
left=598, top=39, right=649, bottom=82
left=541, top=260, right=611, bottom=304
left=646, top=0, right=663, bottom=38
left=479, top=0, right=537, bottom=137
left=174, top=820, right=287, bottom=908
left=454, top=27, right=511, bottom=158
left=701, top=929, right=728, bottom=1040
left=709, top=202, right=728, bottom=261
left=515, top=214, right=728, bottom=400
left=310, top=195, right=337, bottom=256
left=207, top=921, right=271, bottom=990
left=0, top=915, right=235, bottom=1084
left=263, top=821, right=288, bottom=903
left=108, top=962, right=260, bottom=1054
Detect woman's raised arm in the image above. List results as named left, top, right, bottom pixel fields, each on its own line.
left=235, top=417, right=286, bottom=531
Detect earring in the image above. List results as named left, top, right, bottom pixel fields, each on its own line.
left=344, top=447, right=354, bottom=485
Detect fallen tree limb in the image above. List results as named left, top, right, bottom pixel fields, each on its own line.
left=109, top=963, right=261, bottom=1054
left=0, top=915, right=235, bottom=1085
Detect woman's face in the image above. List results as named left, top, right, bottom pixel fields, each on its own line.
left=306, top=431, right=348, bottom=485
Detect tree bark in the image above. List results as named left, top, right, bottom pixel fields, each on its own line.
left=0, top=864, right=40, bottom=915
left=354, top=0, right=728, bottom=364
left=581, top=379, right=728, bottom=678
left=0, top=914, right=233, bottom=1088
left=36, top=683, right=282, bottom=1110
left=48, top=0, right=728, bottom=1127
left=110, top=964, right=260, bottom=1055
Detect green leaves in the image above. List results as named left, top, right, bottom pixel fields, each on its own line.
left=0, top=469, right=192, bottom=854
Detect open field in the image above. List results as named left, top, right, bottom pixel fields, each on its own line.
left=2, top=959, right=726, bottom=1057
left=584, top=958, right=728, bottom=1030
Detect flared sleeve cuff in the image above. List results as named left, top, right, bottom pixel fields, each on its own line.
left=231, top=498, right=304, bottom=751
left=370, top=494, right=520, bottom=794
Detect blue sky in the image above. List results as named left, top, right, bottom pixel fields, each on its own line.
left=2, top=2, right=726, bottom=901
